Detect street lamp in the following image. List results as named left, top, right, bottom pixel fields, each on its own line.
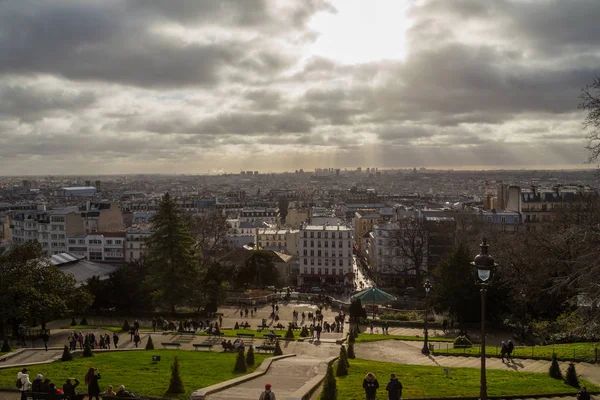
left=471, top=238, right=497, bottom=400
left=421, top=279, right=432, bottom=355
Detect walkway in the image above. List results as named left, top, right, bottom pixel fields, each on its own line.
left=205, top=356, right=326, bottom=400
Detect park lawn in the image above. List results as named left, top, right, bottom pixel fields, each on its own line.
left=0, top=349, right=268, bottom=399
left=354, top=334, right=454, bottom=343
left=437, top=342, right=600, bottom=362
left=199, top=328, right=304, bottom=340
left=61, top=325, right=153, bottom=332
left=336, top=358, right=599, bottom=399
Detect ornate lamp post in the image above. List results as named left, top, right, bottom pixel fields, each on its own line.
left=421, top=279, right=432, bottom=355
left=471, top=238, right=497, bottom=400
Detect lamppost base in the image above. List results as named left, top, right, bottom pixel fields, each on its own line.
left=421, top=347, right=430, bottom=355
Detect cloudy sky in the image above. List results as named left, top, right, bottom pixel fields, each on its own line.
left=1, top=0, right=599, bottom=175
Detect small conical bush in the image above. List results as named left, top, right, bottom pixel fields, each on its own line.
left=1, top=339, right=10, bottom=353
left=166, top=356, right=185, bottom=394
left=347, top=342, right=356, bottom=359
left=336, top=348, right=348, bottom=376
left=80, top=317, right=88, bottom=325
left=274, top=340, right=283, bottom=356
left=549, top=353, right=562, bottom=379
left=565, top=362, right=579, bottom=388
left=246, top=345, right=255, bottom=366
left=70, top=318, right=77, bottom=326
left=285, top=325, right=295, bottom=340
left=320, top=363, right=337, bottom=400
left=234, top=348, right=247, bottom=372
left=145, top=336, right=154, bottom=350
left=61, top=345, right=72, bottom=362
left=122, top=320, right=130, bottom=332
left=82, top=336, right=93, bottom=357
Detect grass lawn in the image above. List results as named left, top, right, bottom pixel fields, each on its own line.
left=199, top=328, right=305, bottom=340
left=435, top=342, right=600, bottom=362
left=354, top=334, right=454, bottom=343
left=336, top=358, right=599, bottom=399
left=61, top=325, right=153, bottom=332
left=0, top=349, right=267, bottom=399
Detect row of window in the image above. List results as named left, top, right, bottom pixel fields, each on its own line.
left=302, top=231, right=350, bottom=239
left=302, top=267, right=344, bottom=276
left=302, top=258, right=351, bottom=266
left=303, top=249, right=351, bottom=257
left=302, top=240, right=351, bottom=248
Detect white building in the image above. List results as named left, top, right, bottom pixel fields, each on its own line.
left=125, top=226, right=152, bottom=262
left=55, top=186, right=97, bottom=197
left=11, top=209, right=82, bottom=254
left=310, top=207, right=342, bottom=225
left=255, top=228, right=299, bottom=256
left=83, top=232, right=125, bottom=263
left=297, top=224, right=354, bottom=287
left=239, top=207, right=278, bottom=224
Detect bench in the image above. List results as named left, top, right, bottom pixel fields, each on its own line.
left=236, top=333, right=255, bottom=339
left=178, top=331, right=196, bottom=336
left=27, top=392, right=69, bottom=400
left=262, top=334, right=281, bottom=339
left=255, top=345, right=276, bottom=353
left=193, top=343, right=213, bottom=351
left=161, top=342, right=182, bottom=349
left=207, top=331, right=225, bottom=337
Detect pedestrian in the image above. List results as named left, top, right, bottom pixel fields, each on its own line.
left=105, top=334, right=111, bottom=349
left=259, top=383, right=276, bottom=400
left=84, top=367, right=101, bottom=400
left=577, top=386, right=591, bottom=400
left=17, top=368, right=31, bottom=400
left=32, top=374, right=43, bottom=392
left=113, top=332, right=119, bottom=349
left=316, top=324, right=322, bottom=341
left=41, top=330, right=50, bottom=351
left=62, top=378, right=80, bottom=400
left=152, top=317, right=157, bottom=332
left=507, top=340, right=514, bottom=362
left=363, top=372, right=380, bottom=400
left=442, top=319, right=448, bottom=333
left=500, top=341, right=508, bottom=363
left=133, top=332, right=141, bottom=348
left=385, top=374, right=403, bottom=400
left=219, top=316, right=223, bottom=327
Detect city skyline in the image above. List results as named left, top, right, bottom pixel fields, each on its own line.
left=1, top=0, right=599, bottom=174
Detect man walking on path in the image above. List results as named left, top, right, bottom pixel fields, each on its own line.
left=385, top=374, right=403, bottom=400
left=259, top=383, right=276, bottom=400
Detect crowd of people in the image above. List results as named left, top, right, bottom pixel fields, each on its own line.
left=67, top=331, right=119, bottom=351
left=220, top=339, right=246, bottom=351
left=17, top=367, right=136, bottom=400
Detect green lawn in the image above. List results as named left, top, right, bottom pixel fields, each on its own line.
left=0, top=349, right=267, bottom=399
left=435, top=342, right=600, bottom=362
left=354, top=334, right=454, bottom=343
left=336, top=358, right=599, bottom=399
left=199, top=328, right=305, bottom=340
left=61, top=325, right=153, bottom=332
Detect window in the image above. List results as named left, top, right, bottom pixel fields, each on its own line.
left=325, top=251, right=329, bottom=257
left=130, top=243, right=133, bottom=248
left=303, top=232, right=307, bottom=238
left=304, top=267, right=308, bottom=274
left=310, top=232, right=314, bottom=238
left=339, top=259, right=343, bottom=266
left=501, top=216, right=506, bottom=224
left=332, top=241, right=335, bottom=248
left=310, top=250, right=314, bottom=256
left=130, top=251, right=133, bottom=258
left=310, top=240, right=314, bottom=247
left=68, top=239, right=76, bottom=244
left=79, top=239, right=85, bottom=244
left=303, top=249, right=307, bottom=256
left=325, top=259, right=329, bottom=266
left=318, top=250, right=321, bottom=257
left=325, top=268, right=329, bottom=274
left=310, top=259, right=314, bottom=265
left=325, top=241, right=328, bottom=247
left=331, top=232, right=335, bottom=239
left=89, top=251, right=103, bottom=260
left=317, top=268, right=321, bottom=274
left=106, top=240, right=113, bottom=245
left=115, top=240, right=122, bottom=244
left=324, top=232, right=328, bottom=238
left=487, top=216, right=493, bottom=223
left=317, top=259, right=322, bottom=265
left=339, top=240, right=343, bottom=247
left=311, top=268, right=315, bottom=274
left=303, top=258, right=307, bottom=265
left=304, top=240, right=307, bottom=246
left=317, top=232, right=321, bottom=239
left=332, top=268, right=336, bottom=275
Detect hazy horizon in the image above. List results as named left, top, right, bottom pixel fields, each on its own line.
left=1, top=0, right=599, bottom=175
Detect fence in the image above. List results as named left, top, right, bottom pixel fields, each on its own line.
left=430, top=342, right=600, bottom=363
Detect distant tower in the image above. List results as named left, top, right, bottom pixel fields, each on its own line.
left=95, top=180, right=101, bottom=190
left=85, top=180, right=91, bottom=187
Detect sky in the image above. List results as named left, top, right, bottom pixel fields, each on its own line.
left=0, top=0, right=599, bottom=175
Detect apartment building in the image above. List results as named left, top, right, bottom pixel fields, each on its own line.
left=286, top=208, right=309, bottom=229
left=297, top=224, right=354, bottom=287
left=11, top=209, right=84, bottom=254
left=68, top=232, right=126, bottom=264
left=239, top=207, right=278, bottom=224
left=255, top=228, right=299, bottom=256
left=125, top=226, right=152, bottom=262
left=81, top=202, right=124, bottom=233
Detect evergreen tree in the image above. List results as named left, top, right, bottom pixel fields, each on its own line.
left=166, top=356, right=185, bottom=394
left=122, top=320, right=130, bottom=332
left=347, top=342, right=356, bottom=359
left=285, top=325, right=295, bottom=339
left=82, top=337, right=93, bottom=357
left=274, top=340, right=283, bottom=356
left=300, top=326, right=309, bottom=337
left=234, top=322, right=239, bottom=330
left=61, top=345, right=72, bottom=362
left=565, top=362, right=579, bottom=388
left=341, top=345, right=349, bottom=367
left=234, top=348, right=247, bottom=372
left=145, top=336, right=154, bottom=350
left=1, top=339, right=10, bottom=353
left=145, top=193, right=200, bottom=313
left=70, top=317, right=77, bottom=326
left=549, top=353, right=563, bottom=379
left=246, top=345, right=255, bottom=366
left=80, top=317, right=88, bottom=325
left=336, top=347, right=348, bottom=376
left=320, top=363, right=337, bottom=400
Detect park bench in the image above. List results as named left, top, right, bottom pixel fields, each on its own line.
left=178, top=331, right=196, bottom=336
left=262, top=334, right=281, bottom=339
left=27, top=392, right=69, bottom=400
left=236, top=333, right=255, bottom=339
left=207, top=331, right=224, bottom=337
left=161, top=342, right=182, bottom=349
left=193, top=343, right=213, bottom=351
left=255, top=345, right=276, bottom=353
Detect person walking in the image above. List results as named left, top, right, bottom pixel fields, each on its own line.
left=259, top=383, right=276, bottom=400
left=363, top=372, right=380, bottom=400
left=577, top=386, right=591, bottom=400
left=85, top=367, right=101, bottom=400
left=506, top=340, right=515, bottom=362
left=62, top=378, right=80, bottom=400
left=500, top=341, right=508, bottom=363
left=41, top=330, right=50, bottom=351
left=113, top=332, right=119, bottom=349
left=385, top=374, right=403, bottom=400
left=17, top=368, right=31, bottom=400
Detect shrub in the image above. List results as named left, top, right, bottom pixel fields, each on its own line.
left=70, top=317, right=77, bottom=326
left=378, top=311, right=423, bottom=321
left=82, top=339, right=93, bottom=358
left=80, top=317, right=88, bottom=325
left=453, top=336, right=472, bottom=349
left=61, top=345, right=72, bottom=362
left=234, top=322, right=239, bottom=330
left=122, top=320, right=130, bottom=332
left=347, top=342, right=356, bottom=359
left=565, top=362, right=579, bottom=388
left=349, top=299, right=367, bottom=321
left=274, top=340, right=283, bottom=356
left=285, top=325, right=295, bottom=340
left=1, top=339, right=10, bottom=353
left=166, top=356, right=185, bottom=394
left=145, top=336, right=154, bottom=350
left=336, top=347, right=348, bottom=376
left=234, top=348, right=247, bottom=372
left=549, top=353, right=562, bottom=379
left=246, top=345, right=255, bottom=366
left=320, top=363, right=337, bottom=400
left=300, top=326, right=309, bottom=337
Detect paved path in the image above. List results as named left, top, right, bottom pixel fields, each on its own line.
left=206, top=356, right=326, bottom=400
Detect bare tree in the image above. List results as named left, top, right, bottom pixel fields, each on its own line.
left=387, top=217, right=428, bottom=287
left=579, top=77, right=600, bottom=162
left=188, top=212, right=230, bottom=259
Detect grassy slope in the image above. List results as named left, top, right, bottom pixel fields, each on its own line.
left=0, top=350, right=267, bottom=399
left=198, top=328, right=305, bottom=340
left=437, top=342, right=600, bottom=362
left=61, top=325, right=153, bottom=332
left=354, top=334, right=454, bottom=343
left=336, top=358, right=599, bottom=399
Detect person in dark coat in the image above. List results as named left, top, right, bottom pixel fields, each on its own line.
left=41, top=378, right=52, bottom=393
left=32, top=374, right=44, bottom=393
left=84, top=367, right=101, bottom=400
left=362, top=372, right=380, bottom=400
left=113, top=332, right=119, bottom=348
left=577, top=386, right=591, bottom=400
left=506, top=340, right=515, bottom=362
left=62, top=378, right=80, bottom=400
left=385, top=374, right=403, bottom=400
left=500, top=341, right=508, bottom=363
